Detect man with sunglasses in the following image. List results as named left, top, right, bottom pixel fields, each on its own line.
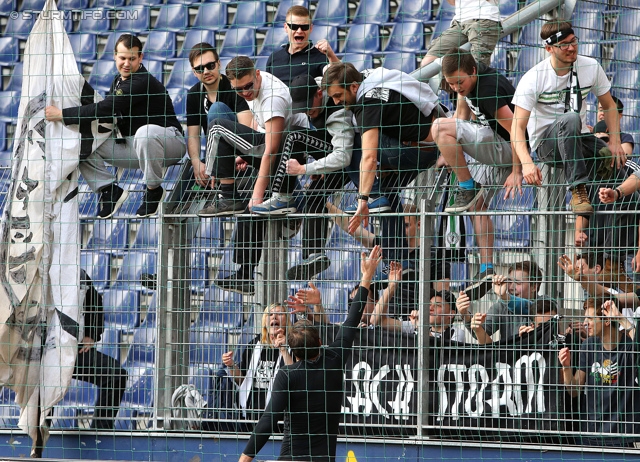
left=186, top=43, right=254, bottom=188
left=512, top=21, right=625, bottom=215
left=266, top=5, right=339, bottom=86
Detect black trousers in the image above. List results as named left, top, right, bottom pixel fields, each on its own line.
left=73, top=348, right=127, bottom=429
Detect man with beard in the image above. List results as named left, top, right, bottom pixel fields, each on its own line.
left=511, top=21, right=625, bottom=215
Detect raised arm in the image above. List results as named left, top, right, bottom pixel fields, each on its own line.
left=331, top=246, right=382, bottom=350
left=326, top=201, right=376, bottom=248
left=558, top=347, right=586, bottom=398
left=369, top=261, right=402, bottom=329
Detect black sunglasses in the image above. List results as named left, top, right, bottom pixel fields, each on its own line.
left=193, top=61, right=218, bottom=73
left=287, top=22, right=310, bottom=31
left=232, top=80, right=255, bottom=92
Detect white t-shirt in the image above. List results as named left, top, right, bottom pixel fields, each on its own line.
left=250, top=71, right=309, bottom=131
left=455, top=0, right=500, bottom=23
left=512, top=55, right=611, bottom=151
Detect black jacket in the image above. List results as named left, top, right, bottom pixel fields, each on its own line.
left=62, top=64, right=183, bottom=137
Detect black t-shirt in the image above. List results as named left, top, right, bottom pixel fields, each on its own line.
left=243, top=286, right=369, bottom=462
left=266, top=43, right=328, bottom=87
left=239, top=336, right=285, bottom=417
left=464, top=62, right=515, bottom=142
left=353, top=88, right=432, bottom=142
left=578, top=334, right=640, bottom=446
left=186, top=74, right=250, bottom=134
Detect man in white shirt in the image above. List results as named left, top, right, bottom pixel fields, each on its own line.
left=421, top=0, right=502, bottom=67
left=511, top=21, right=625, bottom=215
left=198, top=55, right=308, bottom=217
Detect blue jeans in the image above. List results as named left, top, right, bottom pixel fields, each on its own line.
left=206, top=102, right=237, bottom=126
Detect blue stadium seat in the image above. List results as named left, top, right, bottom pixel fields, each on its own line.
left=382, top=51, right=417, bottom=73
left=178, top=29, right=217, bottom=59
left=190, top=249, right=211, bottom=294
left=313, top=0, right=348, bottom=26
left=573, top=0, right=607, bottom=12
left=435, top=0, right=455, bottom=19
left=130, top=0, right=161, bottom=5
left=75, top=9, right=111, bottom=34
left=115, top=6, right=150, bottom=33
left=231, top=1, right=266, bottom=28
left=620, top=98, right=640, bottom=133
left=162, top=161, right=184, bottom=192
left=317, top=249, right=360, bottom=282
left=0, top=37, right=19, bottom=67
left=219, top=27, right=256, bottom=58
left=86, top=219, right=129, bottom=255
left=309, top=25, right=338, bottom=52
left=166, top=58, right=199, bottom=89
left=612, top=69, right=640, bottom=99
left=579, top=42, right=600, bottom=61
left=513, top=47, right=546, bottom=83
left=68, top=33, right=97, bottom=64
left=490, top=44, right=508, bottom=73
left=0, top=150, right=10, bottom=168
left=87, top=59, right=117, bottom=94
left=78, top=181, right=99, bottom=217
left=142, top=31, right=177, bottom=62
left=143, top=59, right=165, bottom=82
left=352, top=0, right=389, bottom=25
left=518, top=18, right=544, bottom=46
left=97, top=328, right=122, bottom=362
left=97, top=32, right=119, bottom=60
left=0, top=123, right=7, bottom=151
left=0, top=387, right=19, bottom=429
left=192, top=2, right=228, bottom=30
left=114, top=251, right=158, bottom=293
left=131, top=219, right=159, bottom=250
left=18, top=0, right=45, bottom=11
left=274, top=0, right=309, bottom=23
left=259, top=26, right=288, bottom=56
left=571, top=10, right=604, bottom=42
left=153, top=4, right=189, bottom=31
left=613, top=9, right=640, bottom=38
left=254, top=55, right=269, bottom=72
left=92, top=0, right=125, bottom=7
left=394, top=0, right=432, bottom=23
left=343, top=24, right=380, bottom=54
left=50, top=406, right=79, bottom=429
left=58, top=0, right=89, bottom=8
left=385, top=21, right=425, bottom=53
left=340, top=53, right=373, bottom=71
left=0, top=91, right=20, bottom=122
left=199, top=286, right=243, bottom=328
left=4, top=62, right=22, bottom=92
left=0, top=0, right=15, bottom=16
left=489, top=186, right=536, bottom=250
left=189, top=325, right=227, bottom=368
left=611, top=40, right=640, bottom=71
left=168, top=86, right=187, bottom=122
left=122, top=321, right=156, bottom=369
left=80, top=250, right=111, bottom=293
left=193, top=217, right=225, bottom=251
left=58, top=379, right=98, bottom=417
left=115, top=368, right=155, bottom=429
left=103, top=286, right=142, bottom=332
left=3, top=14, right=35, bottom=40
left=430, top=14, right=454, bottom=41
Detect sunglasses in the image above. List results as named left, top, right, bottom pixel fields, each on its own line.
left=232, top=80, right=255, bottom=92
left=192, top=61, right=218, bottom=73
left=287, top=22, right=310, bottom=31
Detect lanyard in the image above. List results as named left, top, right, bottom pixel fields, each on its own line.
left=564, top=63, right=582, bottom=113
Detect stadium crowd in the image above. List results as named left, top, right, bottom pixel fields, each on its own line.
left=36, top=0, right=640, bottom=457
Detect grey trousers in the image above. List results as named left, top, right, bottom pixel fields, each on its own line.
left=536, top=112, right=608, bottom=189
left=79, top=125, right=186, bottom=192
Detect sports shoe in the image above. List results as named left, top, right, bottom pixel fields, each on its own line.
left=464, top=267, right=494, bottom=301
left=214, top=270, right=255, bottom=295
left=286, top=253, right=331, bottom=281
left=445, top=182, right=484, bottom=213
left=252, top=193, right=297, bottom=216
left=569, top=184, right=593, bottom=215
left=198, top=195, right=247, bottom=217
left=344, top=196, right=392, bottom=214
left=136, top=186, right=165, bottom=218
left=97, top=184, right=128, bottom=219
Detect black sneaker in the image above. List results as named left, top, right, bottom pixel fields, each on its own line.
left=136, top=186, right=165, bottom=218
left=286, top=253, right=331, bottom=281
left=97, top=184, right=128, bottom=219
left=198, top=195, right=247, bottom=217
left=464, top=267, right=494, bottom=301
left=214, top=270, right=255, bottom=295
left=445, top=182, right=484, bottom=213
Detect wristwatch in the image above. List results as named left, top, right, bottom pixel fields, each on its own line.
left=357, top=194, right=369, bottom=202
